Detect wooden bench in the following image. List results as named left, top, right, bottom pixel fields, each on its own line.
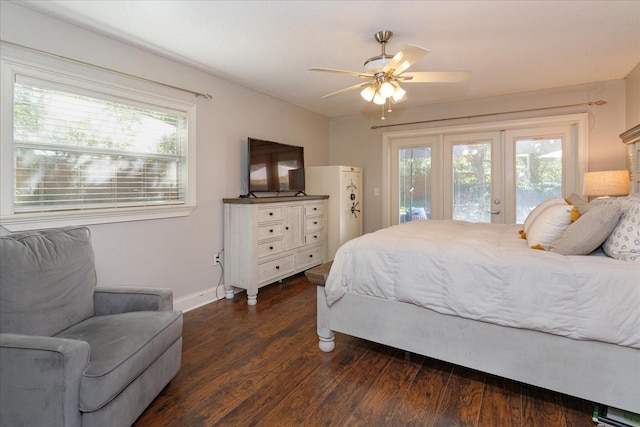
left=304, top=261, right=332, bottom=287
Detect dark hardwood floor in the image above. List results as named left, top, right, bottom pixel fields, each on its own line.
left=134, top=274, right=594, bottom=426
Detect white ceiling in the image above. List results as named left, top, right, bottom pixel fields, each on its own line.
left=17, top=0, right=640, bottom=118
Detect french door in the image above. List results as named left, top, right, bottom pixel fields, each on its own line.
left=384, top=115, right=586, bottom=226
left=443, top=131, right=502, bottom=223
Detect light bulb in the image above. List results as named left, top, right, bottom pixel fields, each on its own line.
left=373, top=93, right=386, bottom=105
left=392, top=85, right=407, bottom=102
left=379, top=81, right=395, bottom=98
left=360, top=86, right=376, bottom=102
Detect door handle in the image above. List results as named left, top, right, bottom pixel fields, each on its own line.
left=487, top=210, right=501, bottom=214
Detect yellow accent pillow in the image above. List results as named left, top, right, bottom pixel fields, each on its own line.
left=570, top=207, right=580, bottom=222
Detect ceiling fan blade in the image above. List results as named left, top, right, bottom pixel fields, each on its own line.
left=383, top=45, right=430, bottom=75
left=397, top=71, right=471, bottom=83
left=308, top=67, right=374, bottom=79
left=321, top=82, right=372, bottom=98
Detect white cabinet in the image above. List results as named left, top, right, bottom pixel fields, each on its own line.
left=306, top=166, right=363, bottom=260
left=223, top=196, right=328, bottom=305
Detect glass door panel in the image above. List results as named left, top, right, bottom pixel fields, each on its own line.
left=444, top=131, right=502, bottom=223
left=452, top=142, right=492, bottom=222
left=399, top=146, right=431, bottom=223
left=514, top=137, right=563, bottom=224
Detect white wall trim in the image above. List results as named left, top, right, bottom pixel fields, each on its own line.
left=174, top=285, right=229, bottom=312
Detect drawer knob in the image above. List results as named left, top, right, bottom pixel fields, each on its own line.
left=313, top=235, right=317, bottom=239
left=313, top=207, right=317, bottom=211
left=269, top=212, right=273, bottom=216
left=269, top=246, right=274, bottom=250
left=269, top=229, right=274, bottom=233
left=309, top=254, right=313, bottom=258
left=275, top=265, right=280, bottom=270
left=285, top=226, right=289, bottom=230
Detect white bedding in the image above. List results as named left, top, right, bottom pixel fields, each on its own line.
left=325, top=220, right=640, bottom=349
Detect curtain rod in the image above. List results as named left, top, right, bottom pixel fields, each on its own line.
left=371, top=100, right=606, bottom=130
left=1, top=40, right=213, bottom=99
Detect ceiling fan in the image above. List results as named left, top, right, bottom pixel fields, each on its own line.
left=309, top=30, right=470, bottom=119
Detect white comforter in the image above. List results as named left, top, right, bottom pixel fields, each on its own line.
left=325, top=220, right=640, bottom=349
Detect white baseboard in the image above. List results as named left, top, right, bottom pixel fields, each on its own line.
left=174, top=286, right=225, bottom=312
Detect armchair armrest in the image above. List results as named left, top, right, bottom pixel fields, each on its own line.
left=0, top=333, right=90, bottom=427
left=93, top=286, right=174, bottom=315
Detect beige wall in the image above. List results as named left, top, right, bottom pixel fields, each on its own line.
left=0, top=3, right=330, bottom=310
left=626, top=63, right=640, bottom=128
left=329, top=80, right=627, bottom=234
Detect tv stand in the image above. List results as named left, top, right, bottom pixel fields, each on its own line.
left=246, top=190, right=307, bottom=198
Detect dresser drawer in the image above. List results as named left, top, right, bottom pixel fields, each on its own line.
left=305, top=203, right=324, bottom=217
left=295, top=244, right=324, bottom=269
left=258, top=239, right=283, bottom=257
left=305, top=231, right=324, bottom=245
left=258, top=254, right=294, bottom=284
left=305, top=216, right=324, bottom=232
left=258, top=223, right=283, bottom=241
left=257, top=207, right=283, bottom=223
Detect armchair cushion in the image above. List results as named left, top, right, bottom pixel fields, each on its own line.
left=0, top=227, right=96, bottom=336
left=55, top=310, right=183, bottom=412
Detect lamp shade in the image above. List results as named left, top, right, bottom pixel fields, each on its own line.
left=583, top=170, right=630, bottom=197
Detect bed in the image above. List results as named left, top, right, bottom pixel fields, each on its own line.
left=317, top=193, right=640, bottom=413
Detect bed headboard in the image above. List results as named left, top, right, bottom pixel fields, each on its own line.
left=621, top=123, right=640, bottom=194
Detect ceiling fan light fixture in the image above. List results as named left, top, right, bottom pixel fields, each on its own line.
left=392, top=84, right=407, bottom=102
left=360, top=85, right=377, bottom=102
left=373, top=92, right=386, bottom=105
left=379, top=81, right=395, bottom=98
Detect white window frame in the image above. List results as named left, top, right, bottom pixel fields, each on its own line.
left=1, top=57, right=197, bottom=231
left=381, top=114, right=589, bottom=228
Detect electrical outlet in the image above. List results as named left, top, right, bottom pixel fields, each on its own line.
left=214, top=253, right=221, bottom=265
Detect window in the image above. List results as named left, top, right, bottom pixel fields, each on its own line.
left=1, top=59, right=196, bottom=230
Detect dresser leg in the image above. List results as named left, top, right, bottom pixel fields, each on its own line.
left=247, top=293, right=258, bottom=306
left=224, top=289, right=234, bottom=299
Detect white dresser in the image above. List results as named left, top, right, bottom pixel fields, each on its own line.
left=223, top=196, right=328, bottom=305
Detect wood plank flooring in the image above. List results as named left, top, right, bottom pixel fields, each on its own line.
left=134, top=274, right=594, bottom=427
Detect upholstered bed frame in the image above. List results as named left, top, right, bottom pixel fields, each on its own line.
left=317, top=288, right=639, bottom=413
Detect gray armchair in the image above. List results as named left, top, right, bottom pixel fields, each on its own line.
left=0, top=227, right=183, bottom=427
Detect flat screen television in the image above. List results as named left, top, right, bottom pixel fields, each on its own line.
left=248, top=138, right=305, bottom=195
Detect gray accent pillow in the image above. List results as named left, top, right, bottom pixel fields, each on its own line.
left=550, top=204, right=622, bottom=255
left=0, top=227, right=96, bottom=336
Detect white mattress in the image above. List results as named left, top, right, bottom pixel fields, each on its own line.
left=325, top=220, right=640, bottom=349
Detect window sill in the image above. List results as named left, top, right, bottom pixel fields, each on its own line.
left=0, top=204, right=196, bottom=232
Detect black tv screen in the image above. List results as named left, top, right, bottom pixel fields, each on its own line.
left=248, top=138, right=304, bottom=193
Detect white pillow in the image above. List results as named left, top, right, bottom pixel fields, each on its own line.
left=526, top=203, right=574, bottom=250
left=523, top=198, right=567, bottom=233
left=602, top=195, right=640, bottom=262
